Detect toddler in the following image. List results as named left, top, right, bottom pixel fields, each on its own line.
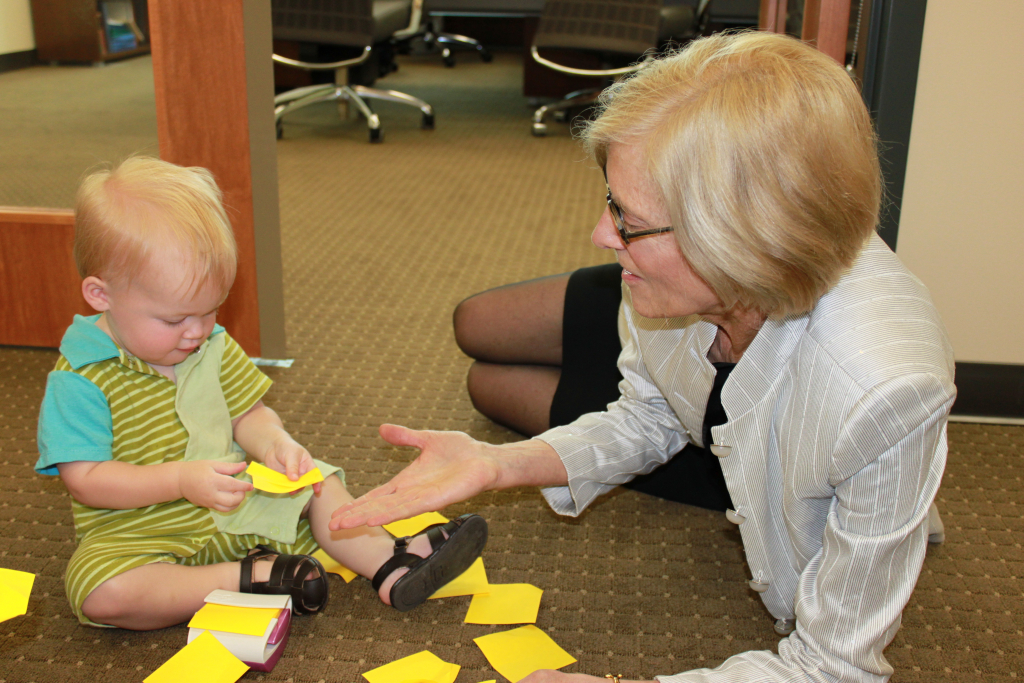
left=35, top=157, right=486, bottom=630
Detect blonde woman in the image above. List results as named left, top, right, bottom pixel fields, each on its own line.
left=333, top=32, right=954, bottom=683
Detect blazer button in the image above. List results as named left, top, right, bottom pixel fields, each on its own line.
left=774, top=618, right=796, bottom=635
left=725, top=508, right=746, bottom=525
left=710, top=444, right=731, bottom=458
left=748, top=578, right=770, bottom=593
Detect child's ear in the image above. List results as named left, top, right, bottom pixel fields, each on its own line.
left=81, top=276, right=112, bottom=312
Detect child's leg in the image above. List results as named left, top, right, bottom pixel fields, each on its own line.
left=81, top=551, right=309, bottom=630
left=81, top=561, right=239, bottom=630
left=305, top=475, right=470, bottom=605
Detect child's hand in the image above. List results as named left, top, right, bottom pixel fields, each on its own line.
left=177, top=460, right=252, bottom=512
left=262, top=437, right=322, bottom=494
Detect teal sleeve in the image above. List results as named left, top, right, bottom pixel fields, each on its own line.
left=35, top=371, right=113, bottom=476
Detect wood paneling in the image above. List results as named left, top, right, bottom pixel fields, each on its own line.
left=759, top=0, right=788, bottom=32
left=802, top=0, right=852, bottom=65
left=0, top=208, right=93, bottom=348
left=148, top=0, right=262, bottom=355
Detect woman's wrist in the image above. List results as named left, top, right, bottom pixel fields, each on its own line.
left=491, top=438, right=568, bottom=490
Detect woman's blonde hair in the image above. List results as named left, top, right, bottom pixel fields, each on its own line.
left=74, top=156, right=237, bottom=295
left=581, top=31, right=882, bottom=317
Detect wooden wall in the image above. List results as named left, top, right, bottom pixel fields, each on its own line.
left=0, top=208, right=92, bottom=347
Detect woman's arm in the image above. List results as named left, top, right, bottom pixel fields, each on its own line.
left=329, top=424, right=568, bottom=530
left=58, top=458, right=250, bottom=511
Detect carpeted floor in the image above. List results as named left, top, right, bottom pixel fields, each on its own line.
left=0, top=51, right=1021, bottom=683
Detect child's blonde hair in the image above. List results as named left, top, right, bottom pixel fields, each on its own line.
left=74, top=156, right=238, bottom=295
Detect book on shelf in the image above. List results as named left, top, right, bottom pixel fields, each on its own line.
left=187, top=590, right=292, bottom=673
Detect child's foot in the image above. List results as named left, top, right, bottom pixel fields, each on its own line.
left=372, top=513, right=488, bottom=612
left=240, top=545, right=329, bottom=614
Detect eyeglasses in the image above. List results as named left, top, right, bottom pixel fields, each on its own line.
left=605, top=189, right=674, bottom=245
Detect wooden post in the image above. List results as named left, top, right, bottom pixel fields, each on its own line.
left=148, top=0, right=286, bottom=357
left=802, top=0, right=852, bottom=65
left=759, top=0, right=789, bottom=33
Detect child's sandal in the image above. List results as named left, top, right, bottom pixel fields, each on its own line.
left=371, top=513, right=488, bottom=612
left=240, top=544, right=330, bottom=615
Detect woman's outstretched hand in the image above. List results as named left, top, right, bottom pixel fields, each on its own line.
left=328, top=424, right=503, bottom=530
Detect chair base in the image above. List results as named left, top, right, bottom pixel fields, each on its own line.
left=274, top=82, right=434, bottom=143
left=427, top=31, right=492, bottom=67
left=531, top=88, right=600, bottom=137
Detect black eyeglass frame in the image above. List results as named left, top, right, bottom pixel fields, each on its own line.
left=605, top=190, right=675, bottom=245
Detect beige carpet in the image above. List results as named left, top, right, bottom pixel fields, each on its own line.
left=0, top=52, right=1021, bottom=683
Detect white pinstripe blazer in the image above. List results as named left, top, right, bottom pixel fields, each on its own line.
left=538, top=235, right=956, bottom=683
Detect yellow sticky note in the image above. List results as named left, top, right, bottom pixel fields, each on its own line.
left=188, top=602, right=280, bottom=637
left=313, top=549, right=358, bottom=583
left=383, top=512, right=449, bottom=538
left=429, top=557, right=489, bottom=599
left=473, top=625, right=576, bottom=683
left=144, top=630, right=249, bottom=683
left=0, top=568, right=34, bottom=623
left=246, top=461, right=324, bottom=493
left=362, top=650, right=460, bottom=683
left=465, top=583, right=542, bottom=624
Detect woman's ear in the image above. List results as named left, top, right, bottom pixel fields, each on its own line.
left=81, top=276, right=112, bottom=312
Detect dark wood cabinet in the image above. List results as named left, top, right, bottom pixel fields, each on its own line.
left=30, top=0, right=149, bottom=64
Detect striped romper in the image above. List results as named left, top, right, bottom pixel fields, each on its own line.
left=36, top=315, right=334, bottom=626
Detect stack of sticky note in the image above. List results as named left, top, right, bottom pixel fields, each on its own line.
left=186, top=590, right=292, bottom=672
left=0, top=568, right=34, bottom=623
left=145, top=631, right=249, bottom=683
left=246, top=462, right=324, bottom=493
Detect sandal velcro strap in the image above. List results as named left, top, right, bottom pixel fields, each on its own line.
left=371, top=513, right=488, bottom=612
left=240, top=544, right=330, bottom=615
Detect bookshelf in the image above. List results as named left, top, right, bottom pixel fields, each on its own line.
left=30, top=0, right=149, bottom=65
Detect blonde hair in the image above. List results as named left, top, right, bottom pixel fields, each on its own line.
left=74, top=156, right=237, bottom=295
left=581, top=31, right=882, bottom=317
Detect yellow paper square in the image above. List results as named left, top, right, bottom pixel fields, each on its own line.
left=362, top=650, right=460, bottom=683
left=383, top=512, right=449, bottom=538
left=188, top=602, right=280, bottom=637
left=313, top=549, right=358, bottom=583
left=473, top=625, right=576, bottom=683
left=465, top=583, right=542, bottom=624
left=0, top=568, right=34, bottom=623
left=144, top=630, right=249, bottom=683
left=246, top=462, right=324, bottom=493
left=429, top=557, right=489, bottom=599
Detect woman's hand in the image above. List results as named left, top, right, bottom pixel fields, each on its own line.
left=329, top=424, right=503, bottom=530
left=177, top=460, right=252, bottom=512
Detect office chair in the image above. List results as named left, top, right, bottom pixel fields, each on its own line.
left=530, top=0, right=712, bottom=136
left=272, top=0, right=434, bottom=143
left=393, top=0, right=493, bottom=68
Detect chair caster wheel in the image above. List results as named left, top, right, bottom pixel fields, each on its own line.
left=369, top=127, right=383, bottom=143
left=276, top=122, right=283, bottom=140
left=422, top=113, right=435, bottom=130
left=531, top=122, right=547, bottom=137
left=553, top=110, right=568, bottom=123
left=443, top=54, right=455, bottom=68
left=480, top=50, right=493, bottom=63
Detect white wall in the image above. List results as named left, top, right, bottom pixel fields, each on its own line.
left=896, top=0, right=1024, bottom=364
left=0, top=0, right=35, bottom=55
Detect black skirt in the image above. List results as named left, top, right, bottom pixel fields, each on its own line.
left=548, top=262, right=733, bottom=512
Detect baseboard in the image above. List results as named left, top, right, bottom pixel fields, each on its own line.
left=951, top=362, right=1024, bottom=420
left=0, top=49, right=38, bottom=74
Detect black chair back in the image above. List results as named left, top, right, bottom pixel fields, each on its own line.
left=272, top=0, right=374, bottom=47
left=534, top=0, right=663, bottom=55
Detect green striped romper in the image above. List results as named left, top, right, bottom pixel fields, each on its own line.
left=36, top=315, right=329, bottom=626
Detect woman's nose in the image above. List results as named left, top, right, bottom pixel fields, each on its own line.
left=592, top=206, right=624, bottom=251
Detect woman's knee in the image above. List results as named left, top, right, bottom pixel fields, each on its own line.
left=453, top=293, right=487, bottom=358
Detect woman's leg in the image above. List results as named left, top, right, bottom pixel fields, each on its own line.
left=453, top=273, right=570, bottom=436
